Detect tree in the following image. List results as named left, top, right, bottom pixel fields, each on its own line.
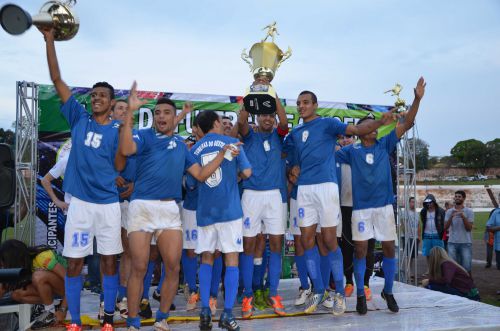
left=0, top=128, right=14, bottom=145
left=410, top=138, right=430, bottom=171
left=440, top=155, right=459, bottom=167
left=486, top=138, right=500, bottom=168
left=450, top=139, right=488, bottom=171
left=428, top=156, right=439, bottom=168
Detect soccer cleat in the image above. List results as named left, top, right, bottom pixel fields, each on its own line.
left=253, top=290, right=266, bottom=310
left=356, top=295, right=368, bottom=315
left=101, top=323, right=115, bottom=331
left=117, top=297, right=128, bottom=319
left=219, top=311, right=240, bottom=331
left=322, top=292, right=333, bottom=309
left=268, top=295, right=286, bottom=316
left=364, top=286, right=372, bottom=301
left=304, top=292, right=326, bottom=314
left=138, top=299, right=153, bottom=319
left=332, top=293, right=346, bottom=316
left=209, top=297, right=218, bottom=316
left=31, top=304, right=45, bottom=322
left=241, top=296, right=254, bottom=319
left=66, top=324, right=83, bottom=331
left=153, top=319, right=171, bottom=331
left=31, top=311, right=56, bottom=330
left=381, top=291, right=399, bottom=313
left=153, top=289, right=161, bottom=302
left=344, top=284, right=354, bottom=297
left=199, top=308, right=213, bottom=331
left=186, top=292, right=200, bottom=311
left=97, top=301, right=105, bottom=322
left=294, top=287, right=312, bottom=306
left=127, top=327, right=140, bottom=331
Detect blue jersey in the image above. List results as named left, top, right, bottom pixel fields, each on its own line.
left=279, top=159, right=287, bottom=203
left=132, top=129, right=196, bottom=201
left=191, top=133, right=251, bottom=227
left=183, top=174, right=198, bottom=211
left=241, top=128, right=284, bottom=191
left=118, top=154, right=137, bottom=202
left=61, top=96, right=120, bottom=204
left=336, top=130, right=399, bottom=210
left=287, top=117, right=347, bottom=185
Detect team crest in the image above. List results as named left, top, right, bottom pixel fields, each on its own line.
left=366, top=153, right=374, bottom=165
left=302, top=130, right=309, bottom=142
left=263, top=140, right=270, bottom=152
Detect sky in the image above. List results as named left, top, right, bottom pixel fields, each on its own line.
left=0, top=0, right=499, bottom=156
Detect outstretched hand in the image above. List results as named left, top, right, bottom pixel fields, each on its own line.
left=38, top=26, right=55, bottom=41
left=380, top=107, right=400, bottom=125
left=128, top=81, right=147, bottom=111
left=414, top=77, right=426, bottom=101
left=183, top=101, right=194, bottom=114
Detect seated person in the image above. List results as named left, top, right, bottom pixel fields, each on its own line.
left=0, top=239, right=68, bottom=329
left=422, top=246, right=479, bottom=301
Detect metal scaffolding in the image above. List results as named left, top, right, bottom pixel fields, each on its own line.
left=14, top=81, right=38, bottom=245
left=397, top=125, right=418, bottom=285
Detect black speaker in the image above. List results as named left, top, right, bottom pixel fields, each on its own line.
left=0, top=144, right=15, bottom=208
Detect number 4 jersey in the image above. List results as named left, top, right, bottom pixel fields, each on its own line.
left=191, top=133, right=251, bottom=227
left=61, top=96, right=120, bottom=204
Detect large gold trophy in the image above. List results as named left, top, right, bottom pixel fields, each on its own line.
left=0, top=1, right=79, bottom=41
left=384, top=83, right=407, bottom=112
left=241, top=22, right=291, bottom=114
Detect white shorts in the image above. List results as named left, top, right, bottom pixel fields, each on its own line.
left=127, top=200, right=182, bottom=239
left=297, top=182, right=341, bottom=229
left=195, top=219, right=243, bottom=254
left=352, top=205, right=397, bottom=241
left=182, top=208, right=198, bottom=250
left=63, top=197, right=122, bottom=258
left=288, top=198, right=301, bottom=236
left=120, top=201, right=129, bottom=230
left=242, top=189, right=285, bottom=237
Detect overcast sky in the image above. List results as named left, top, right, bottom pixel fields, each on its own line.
left=0, top=0, right=498, bottom=155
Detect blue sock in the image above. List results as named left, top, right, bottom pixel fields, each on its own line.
left=142, top=261, right=155, bottom=300
left=304, top=246, right=324, bottom=294
left=241, top=253, right=254, bottom=297
left=210, top=256, right=223, bottom=298
left=126, top=316, right=141, bottom=328
left=155, top=309, right=169, bottom=322
left=269, top=251, right=282, bottom=297
left=382, top=257, right=396, bottom=294
left=252, top=258, right=263, bottom=292
left=100, top=291, right=104, bottom=302
left=118, top=285, right=127, bottom=301
left=224, top=266, right=239, bottom=310
left=65, top=275, right=82, bottom=325
left=182, top=251, right=198, bottom=293
left=199, top=263, right=212, bottom=309
left=103, top=274, right=119, bottom=314
left=354, top=257, right=366, bottom=296
left=320, top=254, right=331, bottom=291
left=329, top=248, right=345, bottom=296
left=295, top=254, right=310, bottom=290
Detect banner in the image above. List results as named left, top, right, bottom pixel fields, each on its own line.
left=35, top=84, right=395, bottom=249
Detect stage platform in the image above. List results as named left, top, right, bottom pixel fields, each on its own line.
left=75, top=277, right=500, bottom=331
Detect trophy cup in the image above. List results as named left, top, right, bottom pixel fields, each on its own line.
left=0, top=1, right=79, bottom=41
left=384, top=83, right=407, bottom=113
left=241, top=22, right=291, bottom=114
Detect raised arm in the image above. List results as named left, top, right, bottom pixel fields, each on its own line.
left=396, top=77, right=426, bottom=139
left=276, top=94, right=289, bottom=131
left=345, top=110, right=396, bottom=136
left=39, top=28, right=71, bottom=103
left=238, top=106, right=250, bottom=138
left=119, top=82, right=146, bottom=156
left=174, top=101, right=194, bottom=127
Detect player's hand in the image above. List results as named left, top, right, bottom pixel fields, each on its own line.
left=381, top=107, right=399, bottom=125
left=183, top=101, right=194, bottom=114
left=223, top=142, right=243, bottom=157
left=414, top=77, right=426, bottom=101
left=116, top=176, right=126, bottom=187
left=55, top=200, right=69, bottom=212
left=120, top=183, right=134, bottom=199
left=37, top=26, right=55, bottom=41
left=288, top=165, right=300, bottom=184
left=128, top=81, right=147, bottom=111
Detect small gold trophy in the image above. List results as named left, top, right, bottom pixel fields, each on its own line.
left=241, top=22, right=291, bottom=114
left=384, top=83, right=407, bottom=113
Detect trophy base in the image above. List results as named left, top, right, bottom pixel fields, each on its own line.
left=243, top=84, right=277, bottom=115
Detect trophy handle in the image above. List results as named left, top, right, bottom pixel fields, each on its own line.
left=241, top=48, right=253, bottom=71
left=277, top=46, right=292, bottom=69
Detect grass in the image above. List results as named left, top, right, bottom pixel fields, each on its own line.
left=472, top=212, right=493, bottom=240
left=482, top=297, right=500, bottom=308
left=417, top=179, right=500, bottom=186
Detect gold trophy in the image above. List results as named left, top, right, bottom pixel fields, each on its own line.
left=0, top=1, right=79, bottom=41
left=241, top=22, right=291, bottom=114
left=384, top=83, right=407, bottom=113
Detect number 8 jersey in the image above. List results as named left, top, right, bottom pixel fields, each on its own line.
left=60, top=96, right=120, bottom=203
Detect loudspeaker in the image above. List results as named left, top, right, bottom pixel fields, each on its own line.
left=0, top=144, right=15, bottom=208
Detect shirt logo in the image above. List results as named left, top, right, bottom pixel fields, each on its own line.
left=167, top=140, right=177, bottom=150
left=302, top=130, right=309, bottom=142
left=236, top=237, right=242, bottom=245
left=366, top=153, right=374, bottom=165
left=263, top=140, right=270, bottom=152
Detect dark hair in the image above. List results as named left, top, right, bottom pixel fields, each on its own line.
left=298, top=90, right=317, bottom=104
left=455, top=190, right=466, bottom=199
left=156, top=97, right=177, bottom=110
left=222, top=116, right=231, bottom=121
left=357, top=113, right=376, bottom=126
left=192, top=115, right=198, bottom=127
left=409, top=197, right=415, bottom=202
left=196, top=110, right=220, bottom=134
left=0, top=240, right=43, bottom=289
left=92, top=82, right=115, bottom=100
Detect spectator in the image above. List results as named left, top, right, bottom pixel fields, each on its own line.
left=423, top=247, right=479, bottom=301
left=443, top=201, right=452, bottom=250
left=486, top=197, right=500, bottom=270
left=484, top=229, right=495, bottom=268
left=445, top=190, right=474, bottom=273
left=420, top=194, right=445, bottom=266
left=401, top=197, right=420, bottom=280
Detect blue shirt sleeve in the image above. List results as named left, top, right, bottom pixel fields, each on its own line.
left=335, top=146, right=350, bottom=164
left=381, top=129, right=399, bottom=154
left=283, top=134, right=295, bottom=156
left=134, top=129, right=149, bottom=155
left=60, top=95, right=87, bottom=128
left=242, top=126, right=255, bottom=142
left=325, top=117, right=348, bottom=138
left=237, top=146, right=252, bottom=171
left=183, top=144, right=197, bottom=171
left=486, top=210, right=499, bottom=227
